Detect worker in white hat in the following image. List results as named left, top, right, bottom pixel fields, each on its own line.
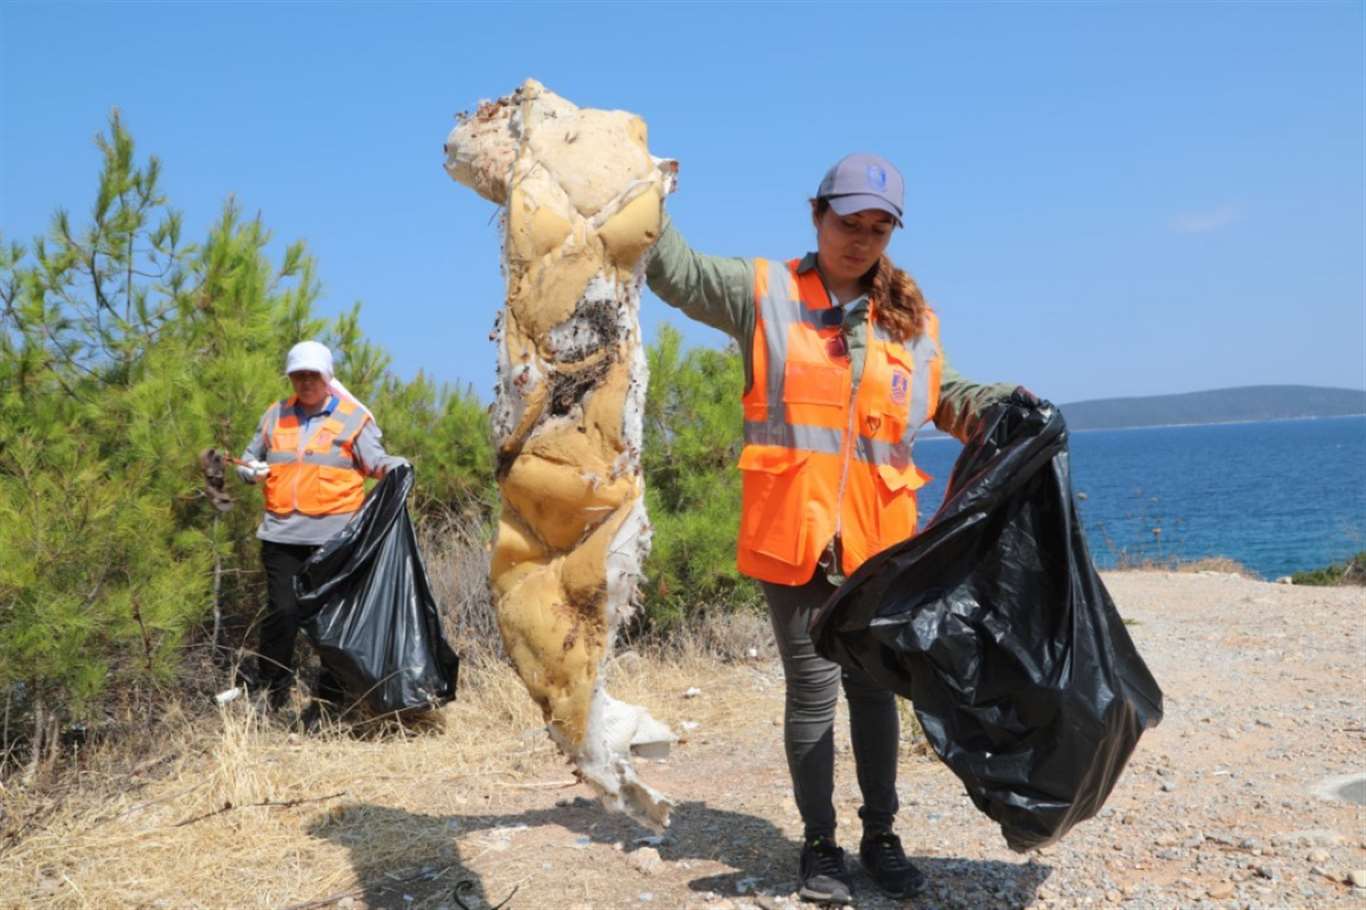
left=237, top=340, right=408, bottom=726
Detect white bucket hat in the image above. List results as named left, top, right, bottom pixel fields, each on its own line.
left=285, top=340, right=334, bottom=378
left=283, top=340, right=378, bottom=434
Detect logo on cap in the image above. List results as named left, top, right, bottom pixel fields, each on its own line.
left=867, top=165, right=888, bottom=191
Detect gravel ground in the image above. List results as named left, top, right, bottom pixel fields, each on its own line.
left=6, top=570, right=1361, bottom=910
left=346, top=570, right=1364, bottom=910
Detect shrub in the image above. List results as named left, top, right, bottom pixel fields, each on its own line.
left=0, top=113, right=494, bottom=776
left=640, top=325, right=762, bottom=630
left=1291, top=551, right=1366, bottom=586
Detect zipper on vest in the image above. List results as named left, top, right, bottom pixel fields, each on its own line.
left=832, top=370, right=862, bottom=548
left=292, top=411, right=308, bottom=513
left=830, top=301, right=872, bottom=563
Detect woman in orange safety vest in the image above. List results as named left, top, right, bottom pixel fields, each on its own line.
left=237, top=340, right=408, bottom=728
left=644, top=154, right=1038, bottom=904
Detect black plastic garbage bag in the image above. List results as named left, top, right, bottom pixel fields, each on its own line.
left=295, top=465, right=459, bottom=716
left=811, top=401, right=1163, bottom=851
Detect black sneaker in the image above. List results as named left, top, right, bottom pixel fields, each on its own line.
left=859, top=831, right=926, bottom=899
left=798, top=835, right=853, bottom=905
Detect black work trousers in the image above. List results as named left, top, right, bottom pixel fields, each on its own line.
left=258, top=540, right=343, bottom=708
left=762, top=571, right=900, bottom=842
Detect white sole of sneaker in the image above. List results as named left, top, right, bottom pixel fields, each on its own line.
left=797, top=886, right=854, bottom=905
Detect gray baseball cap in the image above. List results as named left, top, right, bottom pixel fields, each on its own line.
left=816, top=153, right=904, bottom=226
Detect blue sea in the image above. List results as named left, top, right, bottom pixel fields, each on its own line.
left=912, top=415, right=1366, bottom=580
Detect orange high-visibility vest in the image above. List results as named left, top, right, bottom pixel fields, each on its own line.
left=262, top=396, right=370, bottom=516
left=736, top=257, right=943, bottom=585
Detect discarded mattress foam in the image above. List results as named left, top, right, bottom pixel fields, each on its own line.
left=444, top=80, right=677, bottom=828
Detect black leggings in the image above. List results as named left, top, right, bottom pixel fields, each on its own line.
left=762, top=571, right=901, bottom=841
left=258, top=540, right=342, bottom=707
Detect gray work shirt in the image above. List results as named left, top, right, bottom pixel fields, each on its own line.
left=238, top=395, right=404, bottom=545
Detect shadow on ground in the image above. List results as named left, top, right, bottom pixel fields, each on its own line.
left=303, top=802, right=494, bottom=910
left=306, top=797, right=1051, bottom=909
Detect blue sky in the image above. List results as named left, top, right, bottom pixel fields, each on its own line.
left=2, top=1, right=1362, bottom=403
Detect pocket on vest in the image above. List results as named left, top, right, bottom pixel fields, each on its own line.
left=875, top=462, right=929, bottom=494
left=264, top=469, right=288, bottom=514
left=738, top=446, right=811, bottom=566
left=873, top=462, right=930, bottom=549
left=783, top=361, right=850, bottom=408
left=316, top=468, right=359, bottom=514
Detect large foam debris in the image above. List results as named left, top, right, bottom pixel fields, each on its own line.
left=444, top=80, right=677, bottom=828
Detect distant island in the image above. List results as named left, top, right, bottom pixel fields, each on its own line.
left=1057, top=385, right=1365, bottom=431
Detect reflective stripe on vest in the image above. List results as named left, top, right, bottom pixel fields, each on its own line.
left=262, top=397, right=369, bottom=516
left=735, top=257, right=943, bottom=585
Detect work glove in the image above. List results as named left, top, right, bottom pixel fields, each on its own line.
left=379, top=457, right=411, bottom=479
left=1010, top=386, right=1043, bottom=409
left=237, top=459, right=269, bottom=483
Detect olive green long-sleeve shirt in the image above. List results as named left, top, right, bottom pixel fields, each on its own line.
left=644, top=218, right=1014, bottom=443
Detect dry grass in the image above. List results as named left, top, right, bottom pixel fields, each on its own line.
left=1111, top=554, right=1256, bottom=578
left=1, top=512, right=929, bottom=908
left=0, top=632, right=783, bottom=910
left=416, top=507, right=504, bottom=666
left=1172, top=556, right=1256, bottom=576
left=643, top=607, right=776, bottom=664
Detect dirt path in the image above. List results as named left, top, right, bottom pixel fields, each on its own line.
left=3, top=571, right=1363, bottom=909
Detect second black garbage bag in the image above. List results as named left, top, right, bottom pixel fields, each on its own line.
left=295, top=464, right=459, bottom=716
left=811, top=401, right=1163, bottom=852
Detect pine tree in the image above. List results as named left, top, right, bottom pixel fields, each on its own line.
left=641, top=324, right=760, bottom=629
left=0, top=111, right=758, bottom=775
left=0, top=113, right=497, bottom=774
